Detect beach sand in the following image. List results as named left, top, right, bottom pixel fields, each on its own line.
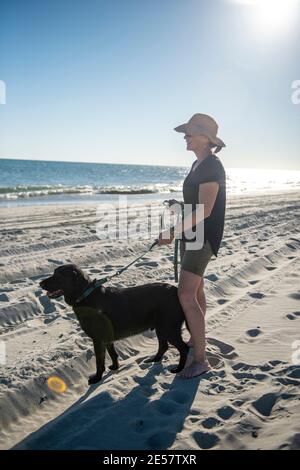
left=0, top=189, right=299, bottom=450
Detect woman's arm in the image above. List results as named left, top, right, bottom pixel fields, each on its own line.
left=172, top=182, right=219, bottom=236
left=157, top=182, right=219, bottom=245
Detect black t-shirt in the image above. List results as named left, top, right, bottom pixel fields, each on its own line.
left=182, top=154, right=226, bottom=257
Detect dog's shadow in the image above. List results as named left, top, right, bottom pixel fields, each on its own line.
left=12, top=360, right=209, bottom=450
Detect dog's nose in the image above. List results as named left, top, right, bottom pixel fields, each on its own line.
left=39, top=280, right=45, bottom=287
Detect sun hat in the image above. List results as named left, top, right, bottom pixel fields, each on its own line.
left=174, top=113, right=226, bottom=149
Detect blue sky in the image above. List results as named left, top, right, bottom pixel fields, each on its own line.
left=0, top=0, right=299, bottom=169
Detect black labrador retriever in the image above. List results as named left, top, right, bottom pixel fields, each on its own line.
left=39, top=264, right=189, bottom=384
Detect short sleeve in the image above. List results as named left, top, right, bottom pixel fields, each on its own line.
left=199, top=159, right=225, bottom=185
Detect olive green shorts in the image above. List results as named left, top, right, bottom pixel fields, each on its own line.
left=179, top=239, right=214, bottom=277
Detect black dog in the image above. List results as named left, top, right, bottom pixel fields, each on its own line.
left=39, top=264, right=189, bottom=384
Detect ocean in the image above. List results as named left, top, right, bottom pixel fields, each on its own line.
left=1, top=158, right=300, bottom=206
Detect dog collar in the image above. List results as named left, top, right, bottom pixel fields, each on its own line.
left=75, top=278, right=108, bottom=304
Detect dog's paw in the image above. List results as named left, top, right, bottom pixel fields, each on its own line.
left=88, top=373, right=103, bottom=384
left=108, top=363, right=119, bottom=370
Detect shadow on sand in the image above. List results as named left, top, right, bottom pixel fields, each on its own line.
left=13, top=358, right=216, bottom=450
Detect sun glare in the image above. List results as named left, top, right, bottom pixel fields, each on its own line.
left=230, top=0, right=300, bottom=39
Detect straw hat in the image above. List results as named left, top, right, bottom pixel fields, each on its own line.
left=174, top=113, right=225, bottom=149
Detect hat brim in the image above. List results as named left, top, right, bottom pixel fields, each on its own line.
left=174, top=123, right=225, bottom=148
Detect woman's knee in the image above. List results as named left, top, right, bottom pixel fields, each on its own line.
left=177, top=271, right=203, bottom=303
left=177, top=287, right=198, bottom=305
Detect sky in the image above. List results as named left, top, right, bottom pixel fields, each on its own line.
left=0, top=0, right=299, bottom=170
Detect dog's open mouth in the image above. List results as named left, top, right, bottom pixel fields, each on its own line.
left=46, top=289, right=63, bottom=299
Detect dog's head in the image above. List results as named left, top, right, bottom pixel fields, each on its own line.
left=39, top=264, right=92, bottom=306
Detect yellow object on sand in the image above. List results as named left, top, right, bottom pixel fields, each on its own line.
left=47, top=376, right=67, bottom=394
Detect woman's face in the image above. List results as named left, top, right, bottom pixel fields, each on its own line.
left=184, top=133, right=211, bottom=152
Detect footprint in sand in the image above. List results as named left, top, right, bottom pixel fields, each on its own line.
left=217, top=298, right=228, bottom=305
left=275, top=365, right=300, bottom=386
left=201, top=417, right=221, bottom=429
left=285, top=367, right=300, bottom=379
left=248, top=280, right=259, bottom=285
left=246, top=328, right=262, bottom=338
left=206, top=352, right=225, bottom=368
left=217, top=405, right=236, bottom=420
left=232, top=369, right=268, bottom=381
left=205, top=273, right=219, bottom=282
left=249, top=292, right=265, bottom=299
left=251, top=392, right=278, bottom=417
left=102, top=266, right=114, bottom=272
left=0, top=293, right=9, bottom=302
left=237, top=328, right=263, bottom=344
left=286, top=311, right=300, bottom=320
left=265, top=266, right=277, bottom=271
left=193, top=431, right=220, bottom=449
left=232, top=362, right=269, bottom=381
left=206, top=337, right=237, bottom=360
left=288, top=292, right=300, bottom=300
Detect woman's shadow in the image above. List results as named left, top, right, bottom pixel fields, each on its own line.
left=12, top=357, right=213, bottom=450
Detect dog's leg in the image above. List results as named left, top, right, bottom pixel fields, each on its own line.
left=144, top=336, right=168, bottom=363
left=106, top=343, right=119, bottom=370
left=88, top=339, right=106, bottom=384
left=168, top=335, right=189, bottom=373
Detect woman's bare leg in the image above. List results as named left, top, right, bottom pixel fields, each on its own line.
left=186, top=278, right=206, bottom=347
left=177, top=270, right=211, bottom=378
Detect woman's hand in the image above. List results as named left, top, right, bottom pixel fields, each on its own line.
left=164, top=199, right=184, bottom=213
left=156, top=228, right=174, bottom=246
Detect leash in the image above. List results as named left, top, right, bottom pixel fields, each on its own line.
left=171, top=202, right=184, bottom=283
left=161, top=199, right=184, bottom=283
left=75, top=239, right=159, bottom=304
left=75, top=202, right=183, bottom=304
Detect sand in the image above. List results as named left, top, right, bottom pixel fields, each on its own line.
left=0, top=189, right=299, bottom=450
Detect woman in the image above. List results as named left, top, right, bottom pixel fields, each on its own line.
left=157, top=113, right=226, bottom=379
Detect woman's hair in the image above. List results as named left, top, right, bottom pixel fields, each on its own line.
left=209, top=142, right=222, bottom=154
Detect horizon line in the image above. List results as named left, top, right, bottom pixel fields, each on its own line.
left=0, top=155, right=299, bottom=172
